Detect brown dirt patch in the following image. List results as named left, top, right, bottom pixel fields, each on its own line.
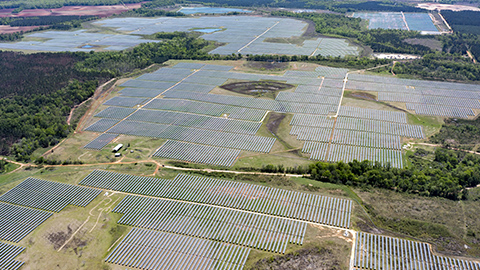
left=244, top=61, right=289, bottom=71
left=249, top=246, right=346, bottom=270
left=46, top=223, right=88, bottom=251
left=266, top=112, right=285, bottom=134
left=0, top=25, right=43, bottom=34
left=220, top=81, right=294, bottom=99
left=349, top=91, right=377, bottom=101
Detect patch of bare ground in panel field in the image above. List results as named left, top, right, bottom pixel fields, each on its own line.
left=246, top=225, right=352, bottom=270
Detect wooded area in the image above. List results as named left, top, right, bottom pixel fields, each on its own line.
left=263, top=147, right=480, bottom=201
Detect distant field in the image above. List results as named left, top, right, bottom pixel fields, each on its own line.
left=0, top=3, right=141, bottom=18
left=0, top=25, right=42, bottom=34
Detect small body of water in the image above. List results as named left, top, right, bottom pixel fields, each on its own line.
left=81, top=45, right=94, bottom=48
left=194, top=28, right=222, bottom=33
left=179, top=7, right=252, bottom=14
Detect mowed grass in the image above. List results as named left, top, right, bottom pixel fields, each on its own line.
left=43, top=132, right=165, bottom=164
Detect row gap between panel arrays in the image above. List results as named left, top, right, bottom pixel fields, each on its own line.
left=79, top=173, right=353, bottom=232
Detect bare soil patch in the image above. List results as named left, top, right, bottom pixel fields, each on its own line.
left=220, top=81, right=294, bottom=99
left=249, top=244, right=348, bottom=270
left=0, top=25, right=43, bottom=34
left=244, top=61, right=289, bottom=71
left=46, top=223, right=87, bottom=251
left=404, top=38, right=443, bottom=51
left=266, top=112, right=285, bottom=134
left=347, top=91, right=377, bottom=101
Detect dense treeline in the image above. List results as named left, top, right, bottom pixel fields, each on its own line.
left=1, top=81, right=97, bottom=160
left=76, top=36, right=241, bottom=77
left=0, top=52, right=96, bottom=98
left=0, top=159, right=5, bottom=173
left=0, top=32, right=23, bottom=42
left=246, top=54, right=389, bottom=70
left=430, top=117, right=480, bottom=150
left=262, top=147, right=480, bottom=200
left=441, top=11, right=480, bottom=35
left=393, top=53, right=480, bottom=81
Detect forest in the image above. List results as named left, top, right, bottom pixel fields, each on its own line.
left=262, top=147, right=480, bottom=201
left=441, top=11, right=480, bottom=35
left=430, top=117, right=480, bottom=150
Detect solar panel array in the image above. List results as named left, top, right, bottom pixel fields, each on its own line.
left=332, top=129, right=402, bottom=150
left=106, top=228, right=250, bottom=270
left=83, top=134, right=118, bottom=150
left=353, top=12, right=438, bottom=32
left=0, top=202, right=52, bottom=243
left=144, top=99, right=267, bottom=122
left=347, top=73, right=480, bottom=118
left=0, top=29, right=161, bottom=52
left=152, top=140, right=240, bottom=167
left=302, top=142, right=329, bottom=161
left=354, top=232, right=480, bottom=270
left=0, top=16, right=354, bottom=56
left=328, top=144, right=403, bottom=168
left=103, top=96, right=148, bottom=107
left=406, top=103, right=474, bottom=119
left=0, top=241, right=25, bottom=270
left=0, top=178, right=102, bottom=212
left=353, top=12, right=408, bottom=30
left=335, top=117, right=424, bottom=138
left=123, top=109, right=262, bottom=135
left=84, top=118, right=119, bottom=132
left=338, top=106, right=407, bottom=123
left=79, top=170, right=353, bottom=228
left=113, top=195, right=306, bottom=253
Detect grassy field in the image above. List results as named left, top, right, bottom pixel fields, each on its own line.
left=355, top=187, right=480, bottom=259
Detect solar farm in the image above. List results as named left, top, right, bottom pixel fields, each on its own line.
left=3, top=8, right=480, bottom=269
left=80, top=62, right=433, bottom=168
left=0, top=16, right=359, bottom=56
left=352, top=12, right=439, bottom=33
left=0, top=167, right=478, bottom=269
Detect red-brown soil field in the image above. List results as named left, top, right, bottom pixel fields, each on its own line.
left=0, top=25, right=44, bottom=34
left=0, top=3, right=141, bottom=18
